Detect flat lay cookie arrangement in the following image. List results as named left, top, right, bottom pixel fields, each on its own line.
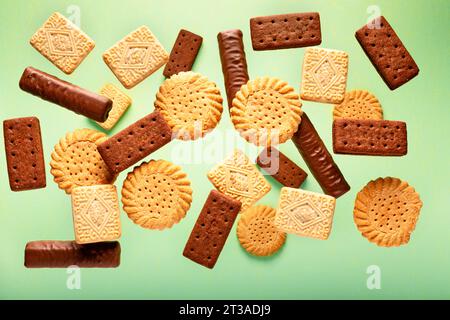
left=3, top=10, right=425, bottom=271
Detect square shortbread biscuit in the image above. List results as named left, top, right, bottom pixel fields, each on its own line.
left=30, top=12, right=95, bottom=74
left=71, top=185, right=121, bottom=244
left=96, top=83, right=132, bottom=130
left=103, top=26, right=169, bottom=89
left=207, top=149, right=271, bottom=211
left=275, top=187, right=336, bottom=240
left=300, top=47, right=348, bottom=104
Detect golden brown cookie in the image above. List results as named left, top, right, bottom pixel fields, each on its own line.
left=237, top=205, right=286, bottom=256
left=30, top=12, right=95, bottom=74
left=154, top=72, right=223, bottom=140
left=333, top=90, right=383, bottom=120
left=121, top=160, right=193, bottom=230
left=354, top=177, right=423, bottom=247
left=231, top=77, right=302, bottom=146
left=50, top=129, right=116, bottom=194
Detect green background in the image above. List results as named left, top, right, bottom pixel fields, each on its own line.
left=0, top=0, right=449, bottom=300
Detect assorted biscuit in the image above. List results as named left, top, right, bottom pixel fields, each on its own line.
left=5, top=10, right=422, bottom=269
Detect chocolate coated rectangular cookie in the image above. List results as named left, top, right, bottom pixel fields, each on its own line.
left=355, top=16, right=419, bottom=90
left=163, top=29, right=203, bottom=78
left=217, top=29, right=249, bottom=108
left=97, top=111, right=172, bottom=174
left=25, top=241, right=120, bottom=268
left=250, top=12, right=321, bottom=50
left=183, top=190, right=242, bottom=269
left=3, top=117, right=46, bottom=191
left=19, top=67, right=112, bottom=122
left=333, top=119, right=407, bottom=156
left=256, top=147, right=307, bottom=188
left=292, top=113, right=350, bottom=198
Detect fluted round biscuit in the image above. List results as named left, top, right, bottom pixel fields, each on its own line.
left=231, top=77, right=302, bottom=146
left=333, top=90, right=383, bottom=120
left=121, top=160, right=193, bottom=230
left=354, top=177, right=423, bottom=247
left=237, top=205, right=286, bottom=256
left=154, top=71, right=223, bottom=140
left=50, top=128, right=116, bottom=194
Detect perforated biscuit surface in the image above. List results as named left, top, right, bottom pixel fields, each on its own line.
left=333, top=90, right=383, bottom=120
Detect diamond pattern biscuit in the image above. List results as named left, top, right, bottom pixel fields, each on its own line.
left=333, top=90, right=383, bottom=120
left=103, top=26, right=169, bottom=89
left=50, top=128, right=117, bottom=194
left=275, top=187, right=336, bottom=240
left=71, top=185, right=121, bottom=244
left=154, top=72, right=223, bottom=140
left=96, top=83, right=132, bottom=130
left=301, top=47, right=349, bottom=104
left=207, top=149, right=271, bottom=211
left=30, top=12, right=95, bottom=74
left=354, top=177, right=423, bottom=247
left=231, top=77, right=302, bottom=146
left=237, top=205, right=286, bottom=256
left=121, top=160, right=193, bottom=230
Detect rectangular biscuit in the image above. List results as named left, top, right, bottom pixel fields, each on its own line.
left=333, top=119, right=407, bottom=156
left=3, top=117, right=46, bottom=191
left=19, top=67, right=113, bottom=122
left=256, top=147, right=307, bottom=188
left=250, top=12, right=321, bottom=50
left=97, top=111, right=172, bottom=174
left=217, top=30, right=249, bottom=108
left=183, top=190, right=242, bottom=269
left=163, top=29, right=203, bottom=78
left=25, top=241, right=121, bottom=268
left=96, top=83, right=132, bottom=130
left=71, top=185, right=122, bottom=244
left=292, top=113, right=350, bottom=198
left=355, top=16, right=419, bottom=90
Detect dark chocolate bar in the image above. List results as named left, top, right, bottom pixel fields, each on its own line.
left=183, top=190, right=241, bottom=269
left=292, top=113, right=350, bottom=198
left=355, top=16, right=419, bottom=90
left=217, top=29, right=249, bottom=108
left=250, top=12, right=321, bottom=50
left=3, top=117, right=46, bottom=191
left=333, top=119, right=407, bottom=156
left=97, top=111, right=172, bottom=174
left=25, top=241, right=120, bottom=268
left=19, top=67, right=112, bottom=122
left=256, top=147, right=307, bottom=188
left=163, top=29, right=203, bottom=78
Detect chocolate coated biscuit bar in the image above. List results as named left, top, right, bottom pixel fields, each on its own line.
left=256, top=147, right=307, bottom=188
left=25, top=241, right=121, bottom=268
left=3, top=117, right=46, bottom=191
left=183, top=190, right=242, bottom=269
left=163, top=29, right=203, bottom=78
left=97, top=111, right=172, bottom=174
left=333, top=119, right=407, bottom=156
left=355, top=16, right=419, bottom=90
left=19, top=67, right=112, bottom=122
left=217, top=29, right=249, bottom=108
left=250, top=12, right=321, bottom=50
left=292, top=113, right=350, bottom=198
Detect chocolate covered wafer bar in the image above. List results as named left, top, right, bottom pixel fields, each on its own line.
left=250, top=12, right=321, bottom=50
left=163, top=29, right=203, bottom=78
left=183, top=190, right=242, bottom=269
left=3, top=117, right=46, bottom=191
left=355, top=16, right=419, bottom=90
left=25, top=241, right=121, bottom=268
left=333, top=119, right=407, bottom=156
left=19, top=67, right=112, bottom=122
left=256, top=147, right=307, bottom=188
left=217, top=29, right=249, bottom=108
left=97, top=111, right=172, bottom=174
left=292, top=113, right=350, bottom=198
